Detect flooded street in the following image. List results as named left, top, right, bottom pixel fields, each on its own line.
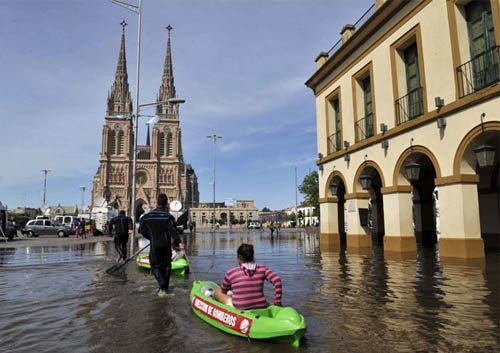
left=0, top=231, right=498, bottom=353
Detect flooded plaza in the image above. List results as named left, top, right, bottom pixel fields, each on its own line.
left=0, top=231, right=498, bottom=353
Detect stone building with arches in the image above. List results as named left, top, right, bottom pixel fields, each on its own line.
left=306, top=0, right=499, bottom=258
left=91, top=24, right=199, bottom=220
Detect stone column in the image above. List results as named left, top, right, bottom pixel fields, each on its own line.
left=320, top=197, right=340, bottom=251
left=436, top=178, right=484, bottom=258
left=382, top=188, right=416, bottom=253
left=345, top=194, right=371, bottom=250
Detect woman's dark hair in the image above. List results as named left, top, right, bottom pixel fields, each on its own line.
left=237, top=244, right=254, bottom=262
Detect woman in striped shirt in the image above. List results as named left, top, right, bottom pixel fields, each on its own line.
left=214, top=244, right=282, bottom=310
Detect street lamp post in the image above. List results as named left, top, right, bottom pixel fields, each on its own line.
left=207, top=135, right=222, bottom=231
left=41, top=169, right=51, bottom=206
left=80, top=186, right=86, bottom=210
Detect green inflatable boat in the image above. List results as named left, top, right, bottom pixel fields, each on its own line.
left=136, top=252, right=189, bottom=276
left=190, top=280, right=306, bottom=347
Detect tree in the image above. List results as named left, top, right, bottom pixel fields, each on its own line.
left=287, top=212, right=296, bottom=222
left=261, top=207, right=271, bottom=212
left=298, top=170, right=319, bottom=219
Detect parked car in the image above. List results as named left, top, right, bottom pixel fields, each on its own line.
left=4, top=221, right=16, bottom=240
left=22, top=219, right=72, bottom=237
left=247, top=222, right=261, bottom=229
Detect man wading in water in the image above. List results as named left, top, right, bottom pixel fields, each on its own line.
left=109, top=211, right=133, bottom=262
left=139, top=193, right=185, bottom=297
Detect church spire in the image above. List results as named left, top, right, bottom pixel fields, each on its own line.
left=107, top=21, right=133, bottom=117
left=156, top=25, right=177, bottom=118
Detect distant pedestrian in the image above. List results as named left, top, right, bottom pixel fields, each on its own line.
left=80, top=219, right=87, bottom=239
left=189, top=221, right=194, bottom=233
left=74, top=219, right=80, bottom=239
left=269, top=222, right=275, bottom=237
left=109, top=211, right=133, bottom=262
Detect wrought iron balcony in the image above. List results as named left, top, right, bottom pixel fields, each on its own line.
left=327, top=130, right=342, bottom=154
left=457, top=46, right=499, bottom=98
left=395, top=87, right=424, bottom=125
left=355, top=113, right=374, bottom=142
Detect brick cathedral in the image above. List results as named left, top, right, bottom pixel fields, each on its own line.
left=91, top=23, right=199, bottom=219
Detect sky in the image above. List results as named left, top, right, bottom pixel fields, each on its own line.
left=0, top=0, right=370, bottom=211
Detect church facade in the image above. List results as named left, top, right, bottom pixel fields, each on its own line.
left=91, top=23, right=199, bottom=220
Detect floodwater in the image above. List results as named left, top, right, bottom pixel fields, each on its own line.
left=0, top=231, right=498, bottom=353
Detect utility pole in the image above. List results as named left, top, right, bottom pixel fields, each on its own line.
left=207, top=134, right=222, bottom=231
left=41, top=169, right=51, bottom=206
left=295, top=167, right=298, bottom=227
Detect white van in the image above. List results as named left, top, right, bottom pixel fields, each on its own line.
left=54, top=215, right=77, bottom=229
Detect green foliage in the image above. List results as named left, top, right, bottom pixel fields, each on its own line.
left=239, top=219, right=246, bottom=225
left=287, top=213, right=296, bottom=222
left=298, top=170, right=319, bottom=219
left=261, top=207, right=271, bottom=212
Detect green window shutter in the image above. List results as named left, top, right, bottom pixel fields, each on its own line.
left=362, top=76, right=373, bottom=138
left=404, top=43, right=423, bottom=119
left=466, top=1, right=498, bottom=91
left=333, top=99, right=341, bottom=150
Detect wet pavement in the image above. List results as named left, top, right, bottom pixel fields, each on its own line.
left=0, top=231, right=498, bottom=353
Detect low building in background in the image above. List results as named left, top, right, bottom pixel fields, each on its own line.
left=297, top=203, right=318, bottom=227
left=259, top=211, right=287, bottom=225
left=49, top=204, right=79, bottom=217
left=190, top=200, right=259, bottom=229
left=8, top=207, right=40, bottom=220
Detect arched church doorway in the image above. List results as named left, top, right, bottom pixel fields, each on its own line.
left=135, top=199, right=148, bottom=222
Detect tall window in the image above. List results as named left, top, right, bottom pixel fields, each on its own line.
left=167, top=132, right=173, bottom=156
left=110, top=130, right=116, bottom=155
left=362, top=76, right=374, bottom=139
left=118, top=131, right=125, bottom=154
left=404, top=43, right=423, bottom=119
left=466, top=1, right=498, bottom=91
left=326, top=88, right=341, bottom=153
left=159, top=132, right=165, bottom=156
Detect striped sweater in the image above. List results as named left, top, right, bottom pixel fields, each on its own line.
left=221, top=263, right=282, bottom=310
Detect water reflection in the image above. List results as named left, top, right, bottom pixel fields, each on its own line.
left=0, top=232, right=498, bottom=353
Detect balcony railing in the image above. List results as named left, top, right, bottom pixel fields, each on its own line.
left=137, top=146, right=151, bottom=160
left=395, top=87, right=424, bottom=125
left=457, top=46, right=500, bottom=98
left=355, top=113, right=374, bottom=142
left=327, top=4, right=376, bottom=57
left=327, top=130, right=342, bottom=154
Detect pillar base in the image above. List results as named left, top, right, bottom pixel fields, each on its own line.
left=439, top=238, right=485, bottom=259
left=346, top=234, right=371, bottom=250
left=384, top=235, right=416, bottom=253
left=320, top=233, right=341, bottom=252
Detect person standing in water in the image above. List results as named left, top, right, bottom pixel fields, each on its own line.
left=139, top=193, right=185, bottom=297
left=109, top=211, right=133, bottom=262
left=214, top=243, right=282, bottom=310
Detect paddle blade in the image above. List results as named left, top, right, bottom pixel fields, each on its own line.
left=106, top=260, right=127, bottom=275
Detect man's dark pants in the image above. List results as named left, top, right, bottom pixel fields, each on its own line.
left=114, top=233, right=128, bottom=260
left=150, top=246, right=172, bottom=291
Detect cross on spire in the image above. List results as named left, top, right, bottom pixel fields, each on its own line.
left=166, top=24, right=173, bottom=38
left=120, top=20, right=128, bottom=32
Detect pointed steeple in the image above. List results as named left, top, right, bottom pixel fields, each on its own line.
left=107, top=21, right=133, bottom=117
left=157, top=25, right=177, bottom=119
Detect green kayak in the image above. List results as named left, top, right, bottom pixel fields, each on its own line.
left=190, top=280, right=306, bottom=347
left=136, top=252, right=189, bottom=276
